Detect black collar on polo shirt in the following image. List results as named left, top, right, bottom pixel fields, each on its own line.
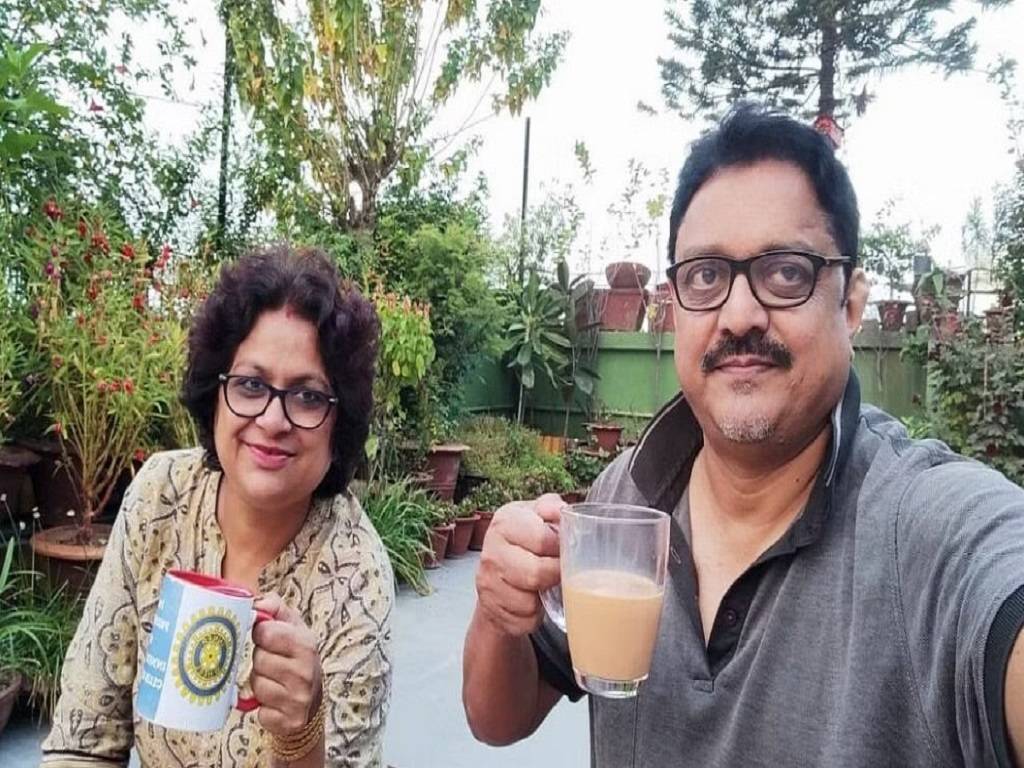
left=627, top=368, right=862, bottom=550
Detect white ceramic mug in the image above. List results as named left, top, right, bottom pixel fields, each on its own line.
left=137, top=570, right=270, bottom=731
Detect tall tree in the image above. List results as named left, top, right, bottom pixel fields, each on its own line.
left=227, top=0, right=567, bottom=232
left=658, top=0, right=1012, bottom=124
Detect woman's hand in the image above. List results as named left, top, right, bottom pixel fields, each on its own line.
left=251, top=593, right=323, bottom=737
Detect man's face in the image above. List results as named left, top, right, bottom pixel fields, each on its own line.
left=672, top=159, right=866, bottom=449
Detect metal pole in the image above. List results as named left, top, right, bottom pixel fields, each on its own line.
left=518, top=117, right=531, bottom=287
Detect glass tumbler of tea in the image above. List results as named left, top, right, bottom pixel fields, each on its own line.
left=541, top=502, right=670, bottom=699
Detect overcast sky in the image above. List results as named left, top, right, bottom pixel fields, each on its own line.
left=137, top=0, right=1024, bottom=291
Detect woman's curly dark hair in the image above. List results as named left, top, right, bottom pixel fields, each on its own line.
left=182, top=244, right=379, bottom=498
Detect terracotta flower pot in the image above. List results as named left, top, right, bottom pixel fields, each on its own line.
left=878, top=299, right=909, bottom=332
left=562, top=489, right=587, bottom=505
left=30, top=523, right=112, bottom=595
left=0, top=445, right=40, bottom=524
left=597, top=288, right=648, bottom=331
left=469, top=510, right=494, bottom=551
left=0, top=670, right=22, bottom=736
left=605, top=261, right=652, bottom=290
left=933, top=311, right=961, bottom=341
left=589, top=424, right=623, bottom=454
left=17, top=437, right=84, bottom=529
left=423, top=444, right=469, bottom=501
left=423, top=524, right=453, bottom=570
left=447, top=514, right=480, bottom=558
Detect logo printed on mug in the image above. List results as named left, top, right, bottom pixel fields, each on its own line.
left=171, top=608, right=240, bottom=706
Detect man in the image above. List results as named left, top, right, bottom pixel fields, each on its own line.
left=462, top=104, right=1024, bottom=766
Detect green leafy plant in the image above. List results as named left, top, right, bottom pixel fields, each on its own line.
left=506, top=269, right=572, bottom=423
left=459, top=415, right=574, bottom=500
left=367, top=284, right=436, bottom=481
left=860, top=201, right=937, bottom=299
left=463, top=481, right=512, bottom=513
left=360, top=477, right=434, bottom=595
left=565, top=449, right=609, bottom=491
left=923, top=318, right=1024, bottom=485
left=20, top=201, right=183, bottom=542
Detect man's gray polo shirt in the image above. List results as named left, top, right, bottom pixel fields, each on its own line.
left=532, top=371, right=1024, bottom=767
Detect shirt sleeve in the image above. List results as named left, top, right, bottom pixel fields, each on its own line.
left=316, top=508, right=395, bottom=768
left=896, top=454, right=1024, bottom=765
left=41, top=461, right=152, bottom=767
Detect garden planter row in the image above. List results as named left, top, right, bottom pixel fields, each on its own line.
left=422, top=511, right=490, bottom=569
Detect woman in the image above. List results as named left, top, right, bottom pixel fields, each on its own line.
left=42, top=245, right=392, bottom=767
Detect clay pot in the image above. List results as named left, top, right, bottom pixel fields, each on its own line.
left=469, top=510, right=494, bottom=551
left=29, top=523, right=112, bottom=595
left=878, top=300, right=909, bottom=332
left=0, top=445, right=40, bottom=524
left=17, top=437, right=84, bottom=529
left=561, top=490, right=587, bottom=505
left=0, top=671, right=22, bottom=736
left=588, top=424, right=623, bottom=454
left=605, top=261, right=652, bottom=290
left=597, top=288, right=648, bottom=331
left=423, top=444, right=469, bottom=501
left=423, top=524, right=453, bottom=570
left=447, top=513, right=480, bottom=558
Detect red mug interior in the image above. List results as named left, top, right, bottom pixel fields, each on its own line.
left=168, top=569, right=254, bottom=599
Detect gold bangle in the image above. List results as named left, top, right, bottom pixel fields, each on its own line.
left=269, top=697, right=326, bottom=762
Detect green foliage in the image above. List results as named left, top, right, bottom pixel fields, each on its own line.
left=463, top=480, right=512, bottom=512
left=375, top=186, right=506, bottom=429
left=0, top=538, right=82, bottom=717
left=565, top=448, right=609, bottom=490
left=922, top=318, right=1024, bottom=486
left=860, top=201, right=937, bottom=298
left=459, top=415, right=574, bottom=499
left=506, top=269, right=571, bottom=420
left=994, top=157, right=1024, bottom=336
left=361, top=477, right=434, bottom=595
left=0, top=0, right=195, bottom=235
left=18, top=201, right=184, bottom=534
left=658, top=0, right=1008, bottom=122
left=367, top=285, right=436, bottom=479
left=227, top=0, right=566, bottom=230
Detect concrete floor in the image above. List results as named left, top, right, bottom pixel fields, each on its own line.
left=0, top=553, right=589, bottom=767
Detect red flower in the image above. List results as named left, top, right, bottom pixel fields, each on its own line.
left=91, top=231, right=110, bottom=253
left=77, top=219, right=88, bottom=238
left=97, top=380, right=108, bottom=393
left=43, top=199, right=63, bottom=221
left=87, top=285, right=98, bottom=301
left=132, top=293, right=146, bottom=312
left=123, top=378, right=135, bottom=395
left=83, top=251, right=93, bottom=265
left=44, top=261, right=56, bottom=277
left=133, top=449, right=147, bottom=463
left=76, top=315, right=85, bottom=327
left=98, top=335, right=108, bottom=346
left=120, top=243, right=135, bottom=261
left=88, top=99, right=103, bottom=113
left=53, top=421, right=62, bottom=436
left=50, top=244, right=59, bottom=259
left=160, top=244, right=172, bottom=262
left=109, top=380, right=121, bottom=393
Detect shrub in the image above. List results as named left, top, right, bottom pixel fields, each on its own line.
left=459, top=416, right=574, bottom=500
left=360, top=477, right=434, bottom=595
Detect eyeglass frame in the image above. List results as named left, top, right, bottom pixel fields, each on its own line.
left=218, top=373, right=338, bottom=430
left=665, top=249, right=853, bottom=312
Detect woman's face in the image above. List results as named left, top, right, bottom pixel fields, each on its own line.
left=213, top=306, right=336, bottom=513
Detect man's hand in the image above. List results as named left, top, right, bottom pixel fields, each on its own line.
left=251, top=593, right=323, bottom=738
left=475, top=493, right=563, bottom=637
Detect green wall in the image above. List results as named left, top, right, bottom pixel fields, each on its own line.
left=463, top=328, right=925, bottom=437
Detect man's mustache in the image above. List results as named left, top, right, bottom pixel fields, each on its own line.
left=701, top=331, right=793, bottom=372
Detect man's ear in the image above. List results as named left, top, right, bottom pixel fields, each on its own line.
left=844, top=268, right=869, bottom=338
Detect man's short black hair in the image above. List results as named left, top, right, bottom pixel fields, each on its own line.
left=667, top=104, right=860, bottom=276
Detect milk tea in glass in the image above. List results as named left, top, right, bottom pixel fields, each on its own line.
left=541, top=503, right=670, bottom=698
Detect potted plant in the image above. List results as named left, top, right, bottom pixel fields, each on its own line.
left=22, top=203, right=178, bottom=589
left=565, top=447, right=610, bottom=500
left=466, top=482, right=510, bottom=551
left=586, top=399, right=624, bottom=454
left=360, top=477, right=432, bottom=595
left=861, top=205, right=936, bottom=332
left=446, top=499, right=480, bottom=558
left=425, top=500, right=455, bottom=567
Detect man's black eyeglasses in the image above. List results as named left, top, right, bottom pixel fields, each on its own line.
left=666, top=250, right=852, bottom=311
